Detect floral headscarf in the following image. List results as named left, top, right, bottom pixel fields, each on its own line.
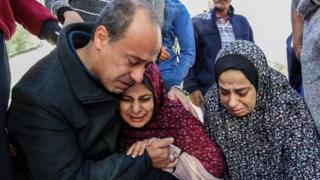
left=122, top=63, right=225, bottom=177
left=204, top=40, right=320, bottom=179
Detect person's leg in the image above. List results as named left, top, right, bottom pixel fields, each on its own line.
left=286, top=34, right=303, bottom=94
left=0, top=30, right=12, bottom=180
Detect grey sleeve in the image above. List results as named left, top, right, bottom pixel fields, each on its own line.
left=295, top=0, right=320, bottom=16
left=45, top=0, right=70, bottom=16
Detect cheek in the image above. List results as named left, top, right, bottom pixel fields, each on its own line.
left=120, top=102, right=130, bottom=117
left=145, top=102, right=154, bottom=115
left=219, top=95, right=229, bottom=107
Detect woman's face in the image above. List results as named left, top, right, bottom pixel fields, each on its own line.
left=120, top=83, right=154, bottom=128
left=218, top=69, right=257, bottom=117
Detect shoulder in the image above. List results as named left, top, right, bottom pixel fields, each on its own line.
left=13, top=49, right=67, bottom=101
left=192, top=12, right=212, bottom=22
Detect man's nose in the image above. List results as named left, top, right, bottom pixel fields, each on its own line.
left=130, top=65, right=145, bottom=83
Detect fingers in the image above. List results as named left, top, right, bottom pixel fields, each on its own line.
left=160, top=46, right=170, bottom=61
left=152, top=137, right=174, bottom=148
left=127, top=141, right=147, bottom=158
left=166, top=157, right=179, bottom=169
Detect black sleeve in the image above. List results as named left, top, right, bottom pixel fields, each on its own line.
left=8, top=89, right=154, bottom=180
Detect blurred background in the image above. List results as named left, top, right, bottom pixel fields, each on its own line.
left=7, top=0, right=291, bottom=87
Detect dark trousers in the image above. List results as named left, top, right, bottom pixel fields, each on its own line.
left=0, top=30, right=12, bottom=180
left=286, top=34, right=303, bottom=96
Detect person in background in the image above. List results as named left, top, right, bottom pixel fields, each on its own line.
left=184, top=0, right=254, bottom=110
left=292, top=0, right=320, bottom=134
left=120, top=63, right=225, bottom=179
left=204, top=40, right=320, bottom=179
left=45, top=0, right=164, bottom=26
left=0, top=0, right=60, bottom=179
left=157, top=0, right=195, bottom=91
left=7, top=1, right=180, bottom=179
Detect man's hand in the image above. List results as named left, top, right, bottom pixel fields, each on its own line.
left=168, top=87, right=199, bottom=119
left=146, top=138, right=177, bottom=169
left=189, top=90, right=204, bottom=109
left=63, top=10, right=84, bottom=26
left=127, top=139, right=150, bottom=158
left=293, top=40, right=302, bottom=61
left=159, top=46, right=170, bottom=61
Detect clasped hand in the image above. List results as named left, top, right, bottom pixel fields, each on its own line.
left=126, top=137, right=179, bottom=169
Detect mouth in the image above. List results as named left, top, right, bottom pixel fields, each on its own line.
left=129, top=116, right=145, bottom=122
left=230, top=109, right=244, bottom=116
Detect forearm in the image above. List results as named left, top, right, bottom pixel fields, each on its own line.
left=45, top=0, right=70, bottom=16
left=291, top=3, right=304, bottom=49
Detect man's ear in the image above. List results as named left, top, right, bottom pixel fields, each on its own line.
left=93, top=25, right=109, bottom=50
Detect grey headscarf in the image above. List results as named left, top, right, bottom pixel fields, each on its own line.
left=204, top=40, right=320, bottom=179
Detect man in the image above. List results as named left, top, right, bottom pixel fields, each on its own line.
left=7, top=0, right=178, bottom=179
left=183, top=0, right=254, bottom=109
left=292, top=0, right=320, bottom=134
left=0, top=0, right=60, bottom=179
left=157, top=0, right=195, bottom=91
left=45, top=0, right=164, bottom=26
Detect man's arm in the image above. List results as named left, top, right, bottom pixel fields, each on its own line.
left=291, top=2, right=304, bottom=60
left=45, top=0, right=83, bottom=26
left=7, top=90, right=163, bottom=180
left=10, top=0, right=61, bottom=44
left=168, top=4, right=195, bottom=88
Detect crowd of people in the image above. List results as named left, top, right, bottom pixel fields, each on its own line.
left=1, top=0, right=320, bottom=179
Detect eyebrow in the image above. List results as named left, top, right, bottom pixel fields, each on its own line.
left=219, top=86, right=251, bottom=92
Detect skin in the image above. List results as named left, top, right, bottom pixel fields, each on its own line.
left=76, top=8, right=178, bottom=169
left=78, top=8, right=162, bottom=94
left=213, top=0, right=231, bottom=20
left=218, top=69, right=257, bottom=117
left=291, top=2, right=304, bottom=61
left=63, top=10, right=84, bottom=26
left=120, top=83, right=154, bottom=128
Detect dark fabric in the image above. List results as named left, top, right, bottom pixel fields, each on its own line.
left=215, top=54, right=258, bottom=90
left=122, top=64, right=225, bottom=177
left=204, top=40, right=320, bottom=179
left=183, top=7, right=254, bottom=95
left=38, top=20, right=61, bottom=45
left=0, top=0, right=58, bottom=40
left=286, top=34, right=303, bottom=95
left=0, top=30, right=12, bottom=180
left=7, top=23, right=169, bottom=180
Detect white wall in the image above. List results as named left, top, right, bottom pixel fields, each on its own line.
left=180, top=0, right=292, bottom=67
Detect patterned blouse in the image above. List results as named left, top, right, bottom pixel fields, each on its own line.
left=122, top=63, right=225, bottom=177
left=204, top=40, right=320, bottom=179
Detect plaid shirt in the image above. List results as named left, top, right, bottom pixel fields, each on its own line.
left=216, top=16, right=235, bottom=48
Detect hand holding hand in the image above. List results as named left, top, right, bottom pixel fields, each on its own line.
left=63, top=11, right=84, bottom=27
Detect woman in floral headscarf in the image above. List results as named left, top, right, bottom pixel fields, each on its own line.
left=121, top=63, right=225, bottom=179
left=204, top=40, right=320, bottom=179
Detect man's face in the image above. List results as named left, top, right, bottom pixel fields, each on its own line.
left=212, top=0, right=231, bottom=11
left=93, top=9, right=161, bottom=94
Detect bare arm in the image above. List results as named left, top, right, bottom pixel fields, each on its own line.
left=291, top=2, right=304, bottom=60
